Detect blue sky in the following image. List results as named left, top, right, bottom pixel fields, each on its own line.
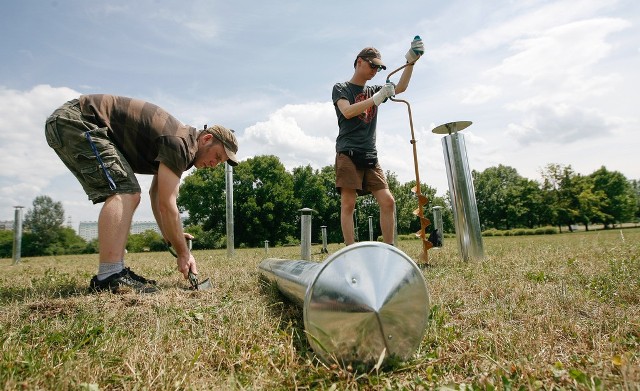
left=1, top=0, right=638, bottom=229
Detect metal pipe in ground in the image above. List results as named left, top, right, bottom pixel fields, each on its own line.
left=433, top=121, right=484, bottom=261
left=259, top=242, right=430, bottom=366
left=12, top=206, right=24, bottom=265
left=299, top=208, right=313, bottom=260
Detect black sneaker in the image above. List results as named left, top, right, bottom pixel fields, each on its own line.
left=90, top=269, right=159, bottom=294
left=123, top=267, right=157, bottom=285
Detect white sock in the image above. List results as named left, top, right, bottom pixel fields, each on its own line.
left=97, top=260, right=125, bottom=281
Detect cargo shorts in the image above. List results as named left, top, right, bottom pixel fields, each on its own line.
left=335, top=152, right=388, bottom=196
left=44, top=99, right=141, bottom=204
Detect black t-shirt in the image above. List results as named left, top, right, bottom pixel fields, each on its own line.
left=332, top=82, right=382, bottom=153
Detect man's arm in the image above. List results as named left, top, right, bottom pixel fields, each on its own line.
left=394, top=64, right=414, bottom=94
left=151, top=163, right=197, bottom=278
left=337, top=83, right=395, bottom=119
left=336, top=97, right=375, bottom=119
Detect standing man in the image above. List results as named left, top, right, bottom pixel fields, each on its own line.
left=45, top=94, right=239, bottom=293
left=332, top=37, right=424, bottom=245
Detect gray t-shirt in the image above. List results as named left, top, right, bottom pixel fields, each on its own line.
left=332, top=82, right=382, bottom=153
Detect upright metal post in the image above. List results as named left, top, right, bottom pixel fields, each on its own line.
left=225, top=162, right=235, bottom=258
left=264, top=240, right=269, bottom=255
left=320, top=225, right=328, bottom=254
left=299, top=208, right=313, bottom=260
left=259, top=242, right=429, bottom=367
left=433, top=121, right=484, bottom=261
left=353, top=208, right=359, bottom=242
left=368, top=215, right=374, bottom=241
left=393, top=204, right=398, bottom=247
left=432, top=206, right=444, bottom=248
left=12, top=206, right=24, bottom=265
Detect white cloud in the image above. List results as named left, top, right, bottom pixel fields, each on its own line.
left=241, top=102, right=336, bottom=168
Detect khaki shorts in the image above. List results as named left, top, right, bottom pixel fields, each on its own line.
left=335, top=152, right=388, bottom=196
left=44, top=99, right=141, bottom=204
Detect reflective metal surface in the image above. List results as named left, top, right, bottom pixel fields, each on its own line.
left=259, top=242, right=429, bottom=366
left=431, top=120, right=472, bottom=135
left=442, top=132, right=484, bottom=261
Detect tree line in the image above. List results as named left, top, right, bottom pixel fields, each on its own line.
left=1, top=156, right=638, bottom=257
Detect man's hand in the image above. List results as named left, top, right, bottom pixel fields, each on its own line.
left=177, top=253, right=198, bottom=279
left=405, top=36, right=425, bottom=63
left=372, top=82, right=396, bottom=106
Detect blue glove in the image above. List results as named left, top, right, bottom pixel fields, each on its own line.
left=405, top=36, right=425, bottom=63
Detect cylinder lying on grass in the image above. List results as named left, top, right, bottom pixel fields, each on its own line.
left=259, top=242, right=430, bottom=366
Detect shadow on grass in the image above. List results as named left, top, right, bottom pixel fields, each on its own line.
left=257, top=275, right=311, bottom=358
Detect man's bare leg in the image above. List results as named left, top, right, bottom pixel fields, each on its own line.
left=373, top=188, right=395, bottom=245
left=340, top=188, right=357, bottom=245
left=98, top=193, right=141, bottom=263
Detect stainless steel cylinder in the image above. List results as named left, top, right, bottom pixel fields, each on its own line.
left=225, top=163, right=235, bottom=258
left=442, top=132, right=484, bottom=260
left=12, top=206, right=24, bottom=265
left=299, top=208, right=313, bottom=260
left=432, top=206, right=444, bottom=248
left=259, top=242, right=429, bottom=366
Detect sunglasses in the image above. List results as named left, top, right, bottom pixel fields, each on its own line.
left=361, top=57, right=385, bottom=72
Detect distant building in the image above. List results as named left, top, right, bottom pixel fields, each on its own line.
left=78, top=222, right=99, bottom=241
left=78, top=221, right=161, bottom=241
left=0, top=220, right=14, bottom=230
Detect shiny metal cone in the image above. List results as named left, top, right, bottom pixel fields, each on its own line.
left=259, top=242, right=429, bottom=366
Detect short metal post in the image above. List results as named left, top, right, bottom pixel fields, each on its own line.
left=225, top=162, right=235, bottom=258
left=432, top=206, right=444, bottom=247
left=299, top=208, right=314, bottom=260
left=353, top=208, right=359, bottom=242
left=12, top=206, right=24, bottom=265
left=264, top=240, right=269, bottom=255
left=368, top=215, right=374, bottom=241
left=321, top=225, right=328, bottom=254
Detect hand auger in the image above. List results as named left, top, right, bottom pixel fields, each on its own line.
left=386, top=45, right=433, bottom=265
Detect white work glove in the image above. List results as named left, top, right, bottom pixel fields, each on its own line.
left=405, top=36, right=425, bottom=63
left=372, top=82, right=396, bottom=106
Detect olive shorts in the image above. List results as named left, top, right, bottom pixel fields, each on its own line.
left=335, top=152, right=388, bottom=196
left=45, top=99, right=141, bottom=203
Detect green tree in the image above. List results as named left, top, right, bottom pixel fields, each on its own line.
left=23, top=195, right=65, bottom=255
left=0, top=230, right=14, bottom=259
left=292, top=165, right=337, bottom=243
left=590, top=167, right=636, bottom=228
left=540, top=164, right=581, bottom=232
left=127, top=229, right=165, bottom=253
left=574, top=175, right=607, bottom=231
left=473, top=165, right=543, bottom=230
left=179, top=155, right=298, bottom=248
left=315, top=165, right=342, bottom=244
left=631, top=179, right=640, bottom=222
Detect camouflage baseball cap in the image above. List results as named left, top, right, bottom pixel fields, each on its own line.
left=203, top=125, right=239, bottom=166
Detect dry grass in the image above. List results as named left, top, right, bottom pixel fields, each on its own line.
left=1, top=229, right=638, bottom=390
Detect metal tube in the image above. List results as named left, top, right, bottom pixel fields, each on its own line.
left=225, top=162, right=235, bottom=258
left=442, top=132, right=484, bottom=260
left=368, top=215, right=373, bottom=241
left=12, top=206, right=24, bottom=265
left=299, top=208, right=313, bottom=260
left=321, top=226, right=328, bottom=254
left=259, top=242, right=430, bottom=366
left=432, top=206, right=444, bottom=247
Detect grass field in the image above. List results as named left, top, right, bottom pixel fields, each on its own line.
left=1, top=229, right=638, bottom=390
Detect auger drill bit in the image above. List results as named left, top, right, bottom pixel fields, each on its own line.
left=387, top=57, right=433, bottom=264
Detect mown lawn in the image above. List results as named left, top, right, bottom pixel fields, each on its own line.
left=1, top=228, right=638, bottom=390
